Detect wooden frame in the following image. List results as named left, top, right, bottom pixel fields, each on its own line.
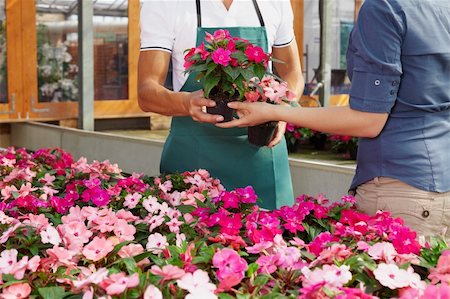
left=13, top=0, right=146, bottom=123
left=0, top=0, right=24, bottom=121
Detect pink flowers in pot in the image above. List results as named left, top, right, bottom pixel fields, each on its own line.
left=243, top=75, right=296, bottom=105
left=184, top=29, right=270, bottom=98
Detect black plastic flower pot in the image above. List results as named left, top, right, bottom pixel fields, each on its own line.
left=248, top=121, right=278, bottom=147
left=206, top=89, right=236, bottom=122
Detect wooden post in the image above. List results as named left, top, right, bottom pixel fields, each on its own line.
left=290, top=0, right=304, bottom=67
left=354, top=0, right=363, bottom=21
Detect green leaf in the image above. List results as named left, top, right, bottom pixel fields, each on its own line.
left=247, top=262, right=259, bottom=277
left=237, top=294, right=251, bottom=299
left=38, top=286, right=67, bottom=299
left=177, top=204, right=196, bottom=214
left=122, top=257, right=138, bottom=274
left=253, top=63, right=267, bottom=79
left=240, top=68, right=254, bottom=82
left=205, top=63, right=218, bottom=77
left=203, top=73, right=221, bottom=98
left=254, top=274, right=270, bottom=286
left=218, top=294, right=235, bottom=299
left=223, top=66, right=241, bottom=81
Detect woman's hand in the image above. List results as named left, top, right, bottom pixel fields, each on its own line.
left=216, top=101, right=275, bottom=128
left=267, top=121, right=287, bottom=147
left=187, top=90, right=224, bottom=123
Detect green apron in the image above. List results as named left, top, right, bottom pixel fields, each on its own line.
left=160, top=0, right=294, bottom=210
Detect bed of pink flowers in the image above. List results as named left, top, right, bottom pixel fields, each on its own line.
left=0, top=147, right=449, bottom=299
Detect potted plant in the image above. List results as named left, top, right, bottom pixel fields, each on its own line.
left=329, top=134, right=359, bottom=159
left=184, top=29, right=269, bottom=122
left=285, top=125, right=314, bottom=153
left=242, top=75, right=296, bottom=146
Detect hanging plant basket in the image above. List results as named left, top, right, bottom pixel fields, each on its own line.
left=248, top=121, right=278, bottom=147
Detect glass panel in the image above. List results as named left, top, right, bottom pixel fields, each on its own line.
left=35, top=0, right=129, bottom=102
left=303, top=0, right=354, bottom=95
left=36, top=1, right=79, bottom=103
left=0, top=0, right=7, bottom=103
left=94, top=13, right=128, bottom=100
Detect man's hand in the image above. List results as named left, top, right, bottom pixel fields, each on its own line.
left=187, top=90, right=224, bottom=123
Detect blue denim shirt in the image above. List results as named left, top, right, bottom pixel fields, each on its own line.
left=348, top=0, right=450, bottom=192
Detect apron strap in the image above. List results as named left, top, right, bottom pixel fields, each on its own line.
left=195, top=0, right=265, bottom=27
left=196, top=0, right=202, bottom=28
left=252, top=0, right=265, bottom=27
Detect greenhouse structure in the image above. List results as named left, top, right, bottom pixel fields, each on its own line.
left=0, top=0, right=448, bottom=298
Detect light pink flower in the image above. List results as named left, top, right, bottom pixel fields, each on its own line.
left=146, top=233, right=168, bottom=254
left=46, top=246, right=76, bottom=268
left=40, top=225, right=62, bottom=246
left=177, top=269, right=216, bottom=294
left=124, top=192, right=142, bottom=209
left=0, top=283, right=31, bottom=299
left=0, top=249, right=19, bottom=274
left=113, top=219, right=136, bottom=242
left=373, top=263, right=412, bottom=290
left=142, top=196, right=161, bottom=214
left=100, top=272, right=139, bottom=296
left=143, top=285, right=163, bottom=299
left=82, top=237, right=114, bottom=261
left=150, top=265, right=185, bottom=282
left=368, top=242, right=397, bottom=263
left=1, top=185, right=18, bottom=201
left=40, top=173, right=56, bottom=185
left=18, top=182, right=37, bottom=198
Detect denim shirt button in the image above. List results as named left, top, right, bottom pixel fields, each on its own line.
left=392, top=81, right=398, bottom=86
left=374, top=80, right=381, bottom=86
left=390, top=90, right=395, bottom=95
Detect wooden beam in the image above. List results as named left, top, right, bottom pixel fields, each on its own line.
left=290, top=0, right=304, bottom=67
left=354, top=0, right=363, bottom=21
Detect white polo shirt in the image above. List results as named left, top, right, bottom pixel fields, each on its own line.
left=140, top=0, right=295, bottom=92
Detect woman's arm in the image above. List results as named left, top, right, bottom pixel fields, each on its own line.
left=218, top=102, right=388, bottom=138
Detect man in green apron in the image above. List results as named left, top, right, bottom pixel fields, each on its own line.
left=138, top=0, right=304, bottom=210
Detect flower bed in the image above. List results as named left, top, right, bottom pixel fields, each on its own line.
left=0, top=147, right=448, bottom=299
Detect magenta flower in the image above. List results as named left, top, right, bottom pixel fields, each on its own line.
left=245, top=45, right=267, bottom=63
left=211, top=48, right=232, bottom=66
left=212, top=248, right=248, bottom=284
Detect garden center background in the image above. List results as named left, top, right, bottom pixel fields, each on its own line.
left=0, top=0, right=364, bottom=200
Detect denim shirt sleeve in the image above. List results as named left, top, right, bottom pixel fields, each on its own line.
left=347, top=0, right=404, bottom=113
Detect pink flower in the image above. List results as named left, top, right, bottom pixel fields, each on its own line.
left=150, top=265, right=185, bottom=282
left=0, top=283, right=31, bottom=299
left=420, top=283, right=450, bottom=299
left=368, top=242, right=397, bottom=263
left=100, top=272, right=139, bottom=296
left=46, top=246, right=76, bottom=267
left=244, top=90, right=261, bottom=102
left=213, top=29, right=231, bottom=41
left=211, top=48, right=232, bottom=66
left=177, top=269, right=216, bottom=294
left=123, top=192, right=142, bottom=209
left=245, top=45, right=267, bottom=63
left=143, top=285, right=163, bottom=299
left=82, top=237, right=114, bottom=261
left=146, top=233, right=168, bottom=254
left=373, top=263, right=412, bottom=290
left=212, top=248, right=248, bottom=283
left=113, top=219, right=136, bottom=242
left=428, top=249, right=450, bottom=284
left=40, top=225, right=62, bottom=246
left=256, top=255, right=278, bottom=274
left=1, top=185, right=18, bottom=201
left=195, top=42, right=210, bottom=60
